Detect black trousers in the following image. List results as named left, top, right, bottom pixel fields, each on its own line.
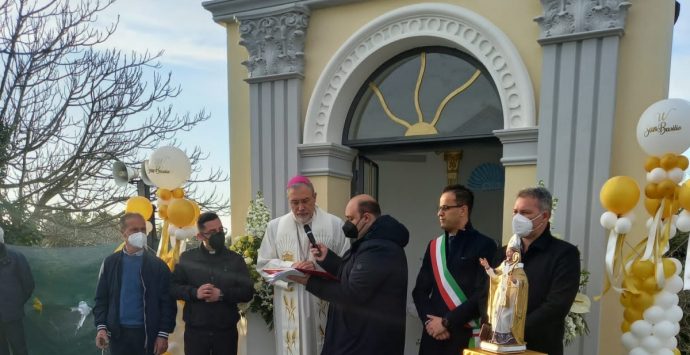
left=0, top=319, right=28, bottom=355
left=184, top=327, right=238, bottom=355
left=110, top=326, right=150, bottom=355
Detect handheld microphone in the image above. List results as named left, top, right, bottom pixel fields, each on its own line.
left=303, top=225, right=322, bottom=257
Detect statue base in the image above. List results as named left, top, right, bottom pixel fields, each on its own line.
left=464, top=345, right=545, bottom=355
left=479, top=341, right=527, bottom=353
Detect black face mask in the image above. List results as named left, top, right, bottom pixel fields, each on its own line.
left=208, top=231, right=226, bottom=251
left=342, top=221, right=358, bottom=239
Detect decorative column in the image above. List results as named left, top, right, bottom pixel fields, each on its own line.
left=534, top=1, right=631, bottom=354
left=237, top=5, right=309, bottom=217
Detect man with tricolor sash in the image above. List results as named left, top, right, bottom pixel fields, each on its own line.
left=412, top=185, right=497, bottom=354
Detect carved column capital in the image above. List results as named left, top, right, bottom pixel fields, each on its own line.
left=238, top=6, right=310, bottom=79
left=535, top=0, right=631, bottom=43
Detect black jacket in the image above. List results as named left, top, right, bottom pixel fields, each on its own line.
left=170, top=246, right=254, bottom=330
left=493, top=227, right=580, bottom=355
left=412, top=224, right=496, bottom=354
left=93, top=250, right=177, bottom=352
left=0, top=245, right=35, bottom=322
left=306, top=215, right=409, bottom=355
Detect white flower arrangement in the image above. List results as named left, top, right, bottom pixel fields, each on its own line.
left=565, top=271, right=591, bottom=345
left=230, top=192, right=274, bottom=328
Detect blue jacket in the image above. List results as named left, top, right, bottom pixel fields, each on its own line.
left=93, top=250, right=176, bottom=351
left=0, top=245, right=34, bottom=322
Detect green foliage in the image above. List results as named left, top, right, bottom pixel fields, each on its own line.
left=229, top=192, right=274, bottom=329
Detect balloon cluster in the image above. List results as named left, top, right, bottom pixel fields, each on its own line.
left=125, top=196, right=154, bottom=234
left=599, top=98, right=690, bottom=355
left=619, top=259, right=683, bottom=355
left=156, top=187, right=200, bottom=241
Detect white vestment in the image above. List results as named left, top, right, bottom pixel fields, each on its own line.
left=257, top=207, right=349, bottom=355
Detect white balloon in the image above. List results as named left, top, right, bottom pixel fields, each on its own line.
left=664, top=335, right=678, bottom=349
left=672, top=322, right=680, bottom=336
left=631, top=320, right=654, bottom=338
left=665, top=305, right=683, bottom=323
left=649, top=168, right=668, bottom=184
left=174, top=229, right=187, bottom=240
left=663, top=275, right=684, bottom=294
left=630, top=347, right=650, bottom=355
left=669, top=223, right=677, bottom=239
left=655, top=291, right=679, bottom=309
left=145, top=221, right=153, bottom=234
left=168, top=225, right=179, bottom=235
left=615, top=217, right=633, bottom=234
left=643, top=306, right=666, bottom=324
left=182, top=226, right=198, bottom=238
left=636, top=98, right=690, bottom=156
left=668, top=168, right=685, bottom=183
left=676, top=214, right=690, bottom=233
left=654, top=349, right=674, bottom=355
left=600, top=211, right=618, bottom=230
left=641, top=335, right=662, bottom=353
left=625, top=211, right=637, bottom=223
left=622, top=332, right=639, bottom=350
left=146, top=146, right=192, bottom=189
left=652, top=321, right=676, bottom=339
left=670, top=258, right=683, bottom=277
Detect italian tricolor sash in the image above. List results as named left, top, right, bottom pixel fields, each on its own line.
left=430, top=233, right=481, bottom=348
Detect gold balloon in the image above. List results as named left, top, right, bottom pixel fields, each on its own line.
left=621, top=321, right=630, bottom=333
left=630, top=260, right=655, bottom=279
left=167, top=199, right=195, bottom=227
left=645, top=183, right=662, bottom=199
left=191, top=200, right=200, bottom=220
left=623, top=307, right=642, bottom=323
left=600, top=176, right=640, bottom=215
left=172, top=188, right=185, bottom=199
left=677, top=155, right=689, bottom=170
left=620, top=292, right=633, bottom=308
left=125, top=196, right=153, bottom=219
left=159, top=205, right=169, bottom=220
left=157, top=189, right=172, bottom=201
left=644, top=198, right=661, bottom=216
left=640, top=277, right=660, bottom=293
left=658, top=179, right=677, bottom=198
left=630, top=291, right=653, bottom=311
left=679, top=182, right=690, bottom=211
left=644, top=156, right=661, bottom=172
left=660, top=153, right=678, bottom=170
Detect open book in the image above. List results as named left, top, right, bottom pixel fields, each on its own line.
left=263, top=267, right=338, bottom=284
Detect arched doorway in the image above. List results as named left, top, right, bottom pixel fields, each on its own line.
left=300, top=4, right=537, bottom=354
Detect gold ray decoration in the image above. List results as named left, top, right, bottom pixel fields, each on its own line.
left=368, top=52, right=482, bottom=137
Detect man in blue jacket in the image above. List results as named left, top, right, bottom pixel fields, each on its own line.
left=0, top=227, right=34, bottom=355
left=94, top=213, right=176, bottom=355
left=290, top=194, right=409, bottom=355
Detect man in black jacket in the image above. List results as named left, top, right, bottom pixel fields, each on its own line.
left=94, top=213, right=176, bottom=355
left=412, top=184, right=497, bottom=354
left=171, top=212, right=254, bottom=355
left=0, top=227, right=34, bottom=355
left=290, top=194, right=409, bottom=355
left=499, top=187, right=580, bottom=355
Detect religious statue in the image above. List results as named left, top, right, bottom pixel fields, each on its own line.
left=478, top=235, right=528, bottom=353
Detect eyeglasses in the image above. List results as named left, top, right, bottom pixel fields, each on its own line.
left=438, top=205, right=464, bottom=213
left=200, top=227, right=227, bottom=238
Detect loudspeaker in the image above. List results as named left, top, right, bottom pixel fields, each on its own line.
left=112, top=161, right=138, bottom=187
left=140, top=161, right=154, bottom=186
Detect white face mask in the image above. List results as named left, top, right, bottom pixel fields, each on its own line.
left=128, top=232, right=146, bottom=249
left=512, top=213, right=541, bottom=238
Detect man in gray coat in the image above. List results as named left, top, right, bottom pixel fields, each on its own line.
left=0, top=227, right=35, bottom=355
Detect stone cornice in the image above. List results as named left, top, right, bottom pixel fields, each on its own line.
left=202, top=0, right=362, bottom=23
left=237, top=6, right=309, bottom=78
left=535, top=0, right=631, bottom=43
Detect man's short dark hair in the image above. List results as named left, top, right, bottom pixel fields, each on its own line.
left=442, top=184, right=474, bottom=214
left=119, top=213, right=145, bottom=232
left=197, top=212, right=220, bottom=230
left=358, top=200, right=381, bottom=217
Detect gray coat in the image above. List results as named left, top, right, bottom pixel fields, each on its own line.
left=0, top=245, right=35, bottom=322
